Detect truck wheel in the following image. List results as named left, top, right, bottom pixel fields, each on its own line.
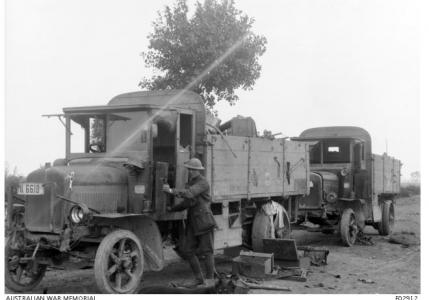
left=340, top=208, right=358, bottom=247
left=377, top=201, right=395, bottom=236
left=5, top=238, right=46, bottom=292
left=251, top=208, right=291, bottom=252
left=94, top=229, right=144, bottom=294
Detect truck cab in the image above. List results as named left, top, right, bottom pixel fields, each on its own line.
left=7, top=90, right=206, bottom=293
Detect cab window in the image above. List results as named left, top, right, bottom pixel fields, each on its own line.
left=70, top=115, right=106, bottom=153
left=89, top=117, right=106, bottom=152
left=323, top=140, right=350, bottom=163
left=310, top=142, right=321, bottom=163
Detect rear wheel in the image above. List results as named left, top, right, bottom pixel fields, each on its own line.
left=377, top=201, right=395, bottom=236
left=251, top=203, right=291, bottom=252
left=94, top=229, right=144, bottom=294
left=340, top=208, right=358, bottom=247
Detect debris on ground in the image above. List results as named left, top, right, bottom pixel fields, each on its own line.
left=297, top=246, right=329, bottom=266
left=231, top=249, right=309, bottom=283
left=232, top=251, right=274, bottom=278
left=276, top=267, right=308, bottom=282
left=140, top=282, right=218, bottom=294
left=315, top=283, right=324, bottom=287
left=388, top=232, right=420, bottom=247
left=358, top=278, right=376, bottom=284
left=355, top=232, right=374, bottom=246
left=263, top=238, right=299, bottom=261
left=238, top=278, right=292, bottom=292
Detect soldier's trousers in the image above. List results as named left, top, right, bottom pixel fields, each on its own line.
left=181, top=227, right=215, bottom=279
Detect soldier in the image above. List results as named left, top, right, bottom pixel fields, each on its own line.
left=162, top=158, right=217, bottom=287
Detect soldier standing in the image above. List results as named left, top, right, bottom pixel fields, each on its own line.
left=162, top=158, right=217, bottom=287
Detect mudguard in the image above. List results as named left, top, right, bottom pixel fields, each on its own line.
left=128, top=216, right=164, bottom=271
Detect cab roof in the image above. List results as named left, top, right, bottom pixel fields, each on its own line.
left=299, top=126, right=372, bottom=145
left=63, top=90, right=205, bottom=114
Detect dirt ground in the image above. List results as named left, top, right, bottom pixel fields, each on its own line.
left=7, top=196, right=420, bottom=294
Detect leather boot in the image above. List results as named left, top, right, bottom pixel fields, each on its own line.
left=204, top=253, right=215, bottom=279
left=187, top=255, right=205, bottom=286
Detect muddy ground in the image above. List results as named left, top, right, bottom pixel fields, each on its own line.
left=7, top=196, right=420, bottom=294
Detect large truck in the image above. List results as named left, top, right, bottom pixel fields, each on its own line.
left=293, top=127, right=401, bottom=246
left=6, top=90, right=310, bottom=293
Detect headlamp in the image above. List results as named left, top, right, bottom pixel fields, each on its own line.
left=340, top=168, right=349, bottom=177
left=69, top=204, right=91, bottom=224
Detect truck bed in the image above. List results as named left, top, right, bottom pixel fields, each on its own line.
left=372, top=153, right=401, bottom=195
left=206, top=134, right=310, bottom=202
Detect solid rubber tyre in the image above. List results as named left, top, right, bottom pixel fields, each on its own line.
left=251, top=207, right=291, bottom=252
left=340, top=208, right=358, bottom=247
left=94, top=229, right=144, bottom=294
left=377, top=201, right=395, bottom=236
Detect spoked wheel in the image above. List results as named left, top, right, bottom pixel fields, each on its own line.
left=377, top=201, right=395, bottom=236
left=340, top=208, right=358, bottom=247
left=94, top=229, right=144, bottom=294
left=5, top=237, right=46, bottom=292
left=252, top=203, right=291, bottom=252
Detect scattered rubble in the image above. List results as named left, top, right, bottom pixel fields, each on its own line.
left=298, top=246, right=329, bottom=266
left=358, top=278, right=376, bottom=284
left=355, top=232, right=374, bottom=245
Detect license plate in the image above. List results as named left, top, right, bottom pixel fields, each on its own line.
left=17, top=183, right=44, bottom=195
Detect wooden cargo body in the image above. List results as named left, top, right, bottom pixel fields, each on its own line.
left=206, top=135, right=310, bottom=201
left=372, top=153, right=401, bottom=195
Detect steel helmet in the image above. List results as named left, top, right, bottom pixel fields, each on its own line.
left=184, top=158, right=205, bottom=170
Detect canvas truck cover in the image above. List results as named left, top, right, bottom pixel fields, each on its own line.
left=205, top=135, right=310, bottom=201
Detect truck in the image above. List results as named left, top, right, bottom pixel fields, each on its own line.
left=5, top=90, right=310, bottom=293
left=293, top=126, right=401, bottom=246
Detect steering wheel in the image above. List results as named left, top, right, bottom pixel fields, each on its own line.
left=89, top=142, right=105, bottom=153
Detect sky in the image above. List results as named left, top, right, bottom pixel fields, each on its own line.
left=5, top=0, right=420, bottom=180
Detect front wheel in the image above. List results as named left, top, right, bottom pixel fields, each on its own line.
left=94, top=229, right=144, bottom=294
left=5, top=238, right=46, bottom=292
left=340, top=208, right=358, bottom=247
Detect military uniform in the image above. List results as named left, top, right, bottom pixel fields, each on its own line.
left=169, top=173, right=216, bottom=283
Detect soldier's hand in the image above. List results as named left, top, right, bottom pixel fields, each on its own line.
left=166, top=206, right=172, bottom=212
left=162, top=184, right=173, bottom=194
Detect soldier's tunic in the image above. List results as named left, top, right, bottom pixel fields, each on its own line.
left=171, top=174, right=216, bottom=256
